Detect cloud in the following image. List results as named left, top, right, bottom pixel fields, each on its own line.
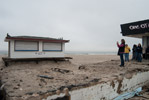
left=0, top=0, right=147, bottom=51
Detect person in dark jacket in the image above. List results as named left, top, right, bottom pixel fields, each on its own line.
left=132, top=44, right=137, bottom=60
left=117, top=39, right=125, bottom=67
left=146, top=46, right=149, bottom=53
left=145, top=46, right=149, bottom=59
left=137, top=43, right=142, bottom=62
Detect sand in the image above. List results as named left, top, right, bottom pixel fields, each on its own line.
left=0, top=54, right=149, bottom=100
left=68, top=54, right=120, bottom=65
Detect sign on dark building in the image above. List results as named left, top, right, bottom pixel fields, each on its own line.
left=120, top=19, right=149, bottom=36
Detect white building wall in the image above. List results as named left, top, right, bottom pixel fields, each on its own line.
left=46, top=71, right=149, bottom=100
left=10, top=40, right=65, bottom=58
left=39, top=41, right=43, bottom=51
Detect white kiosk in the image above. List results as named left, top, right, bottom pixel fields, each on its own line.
left=3, top=34, right=71, bottom=66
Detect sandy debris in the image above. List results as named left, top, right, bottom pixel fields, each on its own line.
left=0, top=55, right=149, bottom=100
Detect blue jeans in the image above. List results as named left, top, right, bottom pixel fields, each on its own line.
left=135, top=52, right=138, bottom=60
left=120, top=53, right=124, bottom=66
left=132, top=52, right=136, bottom=60
left=125, top=53, right=129, bottom=61
left=137, top=53, right=142, bottom=62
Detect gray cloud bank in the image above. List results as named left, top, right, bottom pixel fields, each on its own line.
left=1, top=0, right=148, bottom=51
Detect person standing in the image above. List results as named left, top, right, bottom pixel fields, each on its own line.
left=117, top=39, right=125, bottom=67
left=137, top=43, right=143, bottom=62
left=146, top=46, right=149, bottom=59
left=146, top=46, right=149, bottom=53
left=132, top=44, right=137, bottom=60
left=124, top=44, right=130, bottom=62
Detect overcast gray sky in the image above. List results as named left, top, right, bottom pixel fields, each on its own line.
left=0, top=0, right=148, bottom=52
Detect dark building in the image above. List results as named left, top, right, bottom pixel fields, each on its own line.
left=120, top=19, right=149, bottom=48
left=120, top=19, right=149, bottom=59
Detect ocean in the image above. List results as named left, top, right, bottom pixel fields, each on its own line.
left=0, top=50, right=117, bottom=55
left=65, top=51, right=117, bottom=55
left=0, top=50, right=7, bottom=55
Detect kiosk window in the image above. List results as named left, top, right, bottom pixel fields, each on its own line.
left=15, top=41, right=38, bottom=51
left=43, top=42, right=62, bottom=51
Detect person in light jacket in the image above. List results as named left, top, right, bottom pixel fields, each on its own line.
left=124, top=44, right=130, bottom=62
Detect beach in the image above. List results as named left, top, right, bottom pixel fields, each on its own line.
left=0, top=54, right=149, bottom=100
left=68, top=54, right=119, bottom=65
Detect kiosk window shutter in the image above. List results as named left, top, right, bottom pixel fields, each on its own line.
left=15, top=41, right=38, bottom=51
left=43, top=42, right=62, bottom=51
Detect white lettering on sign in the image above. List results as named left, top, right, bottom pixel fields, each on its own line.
left=35, top=52, right=45, bottom=55
left=140, top=23, right=148, bottom=28
left=129, top=25, right=140, bottom=30
left=129, top=23, right=149, bottom=30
